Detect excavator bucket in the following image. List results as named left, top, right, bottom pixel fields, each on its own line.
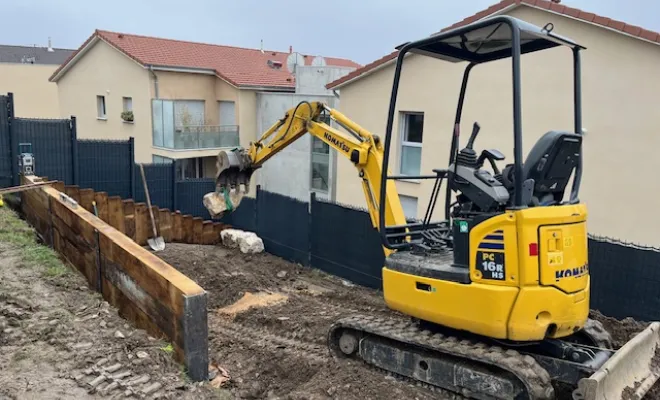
left=573, top=322, right=660, bottom=400
left=203, top=148, right=256, bottom=218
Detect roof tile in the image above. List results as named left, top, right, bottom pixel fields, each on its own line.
left=623, top=24, right=642, bottom=36
left=607, top=20, right=626, bottom=31
left=327, top=0, right=660, bottom=89
left=577, top=11, right=596, bottom=23
left=593, top=15, right=611, bottom=26
left=639, top=29, right=659, bottom=42
left=563, top=6, right=580, bottom=18
left=52, top=30, right=360, bottom=88
left=548, top=2, right=565, bottom=13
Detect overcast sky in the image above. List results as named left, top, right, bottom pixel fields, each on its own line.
left=2, top=0, right=658, bottom=65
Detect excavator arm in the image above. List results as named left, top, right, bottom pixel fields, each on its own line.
left=203, top=101, right=407, bottom=253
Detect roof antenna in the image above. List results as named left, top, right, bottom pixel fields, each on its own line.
left=260, top=39, right=264, bottom=54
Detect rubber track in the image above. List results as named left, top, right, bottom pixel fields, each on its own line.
left=328, top=314, right=556, bottom=400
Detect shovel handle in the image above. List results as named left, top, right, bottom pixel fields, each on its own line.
left=139, top=164, right=159, bottom=238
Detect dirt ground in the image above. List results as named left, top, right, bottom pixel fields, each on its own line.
left=0, top=206, right=220, bottom=400
left=3, top=199, right=659, bottom=400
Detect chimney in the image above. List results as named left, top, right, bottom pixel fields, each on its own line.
left=47, top=37, right=54, bottom=52
left=289, top=45, right=293, bottom=54
left=260, top=39, right=264, bottom=54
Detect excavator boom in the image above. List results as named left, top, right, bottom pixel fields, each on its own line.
left=204, top=101, right=406, bottom=254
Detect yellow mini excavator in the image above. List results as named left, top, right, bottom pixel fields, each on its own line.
left=204, top=16, right=660, bottom=400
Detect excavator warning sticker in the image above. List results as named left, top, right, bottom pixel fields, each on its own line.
left=476, top=251, right=506, bottom=281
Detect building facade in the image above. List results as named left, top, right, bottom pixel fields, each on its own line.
left=326, top=0, right=660, bottom=246
left=50, top=30, right=359, bottom=199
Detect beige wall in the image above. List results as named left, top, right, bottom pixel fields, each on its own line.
left=154, top=71, right=220, bottom=125
left=335, top=6, right=660, bottom=246
left=56, top=39, right=154, bottom=163
left=0, top=63, right=61, bottom=118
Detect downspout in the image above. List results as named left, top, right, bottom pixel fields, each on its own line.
left=149, top=66, right=159, bottom=98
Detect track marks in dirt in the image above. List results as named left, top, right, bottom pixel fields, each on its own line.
left=0, top=236, right=215, bottom=400
left=159, top=243, right=449, bottom=399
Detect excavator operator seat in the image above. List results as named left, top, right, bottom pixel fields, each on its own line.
left=523, top=130, right=582, bottom=206
left=501, top=131, right=582, bottom=206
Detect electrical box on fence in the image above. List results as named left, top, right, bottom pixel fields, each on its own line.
left=18, top=143, right=34, bottom=176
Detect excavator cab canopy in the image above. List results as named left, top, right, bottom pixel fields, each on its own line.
left=379, top=15, right=586, bottom=250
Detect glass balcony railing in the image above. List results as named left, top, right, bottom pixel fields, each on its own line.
left=173, top=125, right=240, bottom=150
left=154, top=124, right=240, bottom=150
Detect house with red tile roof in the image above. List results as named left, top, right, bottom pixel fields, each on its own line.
left=50, top=29, right=359, bottom=184
left=324, top=0, right=660, bottom=246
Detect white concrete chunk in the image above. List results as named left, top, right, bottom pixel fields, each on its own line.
left=221, top=229, right=264, bottom=254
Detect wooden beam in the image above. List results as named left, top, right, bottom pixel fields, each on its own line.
left=64, top=185, right=80, bottom=203
left=122, top=199, right=135, bottom=240
left=192, top=218, right=203, bottom=244
left=0, top=180, right=57, bottom=195
left=134, top=203, right=148, bottom=246
left=20, top=175, right=209, bottom=381
left=159, top=209, right=172, bottom=242
left=202, top=221, right=215, bottom=245
left=94, top=192, right=109, bottom=222
left=182, top=215, right=193, bottom=243
left=172, top=211, right=183, bottom=242
left=108, top=196, right=125, bottom=234
left=79, top=188, right=95, bottom=213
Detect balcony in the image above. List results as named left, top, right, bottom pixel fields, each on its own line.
left=152, top=99, right=240, bottom=150
left=170, top=125, right=239, bottom=150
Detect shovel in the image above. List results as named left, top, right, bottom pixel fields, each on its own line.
left=139, top=164, right=165, bottom=251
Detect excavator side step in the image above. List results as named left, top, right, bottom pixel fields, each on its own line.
left=328, top=315, right=555, bottom=400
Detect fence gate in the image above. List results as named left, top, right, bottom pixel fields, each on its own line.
left=14, top=118, right=75, bottom=184
left=0, top=95, right=12, bottom=188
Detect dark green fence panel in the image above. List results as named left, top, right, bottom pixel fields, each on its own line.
left=134, top=163, right=174, bottom=210
left=219, top=196, right=257, bottom=232
left=310, top=197, right=384, bottom=289
left=14, top=117, right=73, bottom=184
left=589, top=237, right=660, bottom=321
left=0, top=95, right=11, bottom=187
left=176, top=179, right=216, bottom=218
left=79, top=139, right=132, bottom=198
left=256, top=188, right=310, bottom=266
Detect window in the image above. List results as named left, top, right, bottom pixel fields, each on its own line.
left=399, top=112, right=424, bottom=176
left=311, top=113, right=332, bottom=192
left=96, top=95, right=106, bottom=119
left=176, top=158, right=204, bottom=179
left=122, top=97, right=132, bottom=111
left=152, top=155, right=172, bottom=164
left=311, top=137, right=330, bottom=192
left=399, top=195, right=418, bottom=220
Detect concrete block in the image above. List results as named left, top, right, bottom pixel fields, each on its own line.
left=221, top=229, right=264, bottom=254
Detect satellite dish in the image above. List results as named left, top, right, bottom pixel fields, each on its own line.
left=286, top=52, right=305, bottom=73
left=311, top=56, right=327, bottom=67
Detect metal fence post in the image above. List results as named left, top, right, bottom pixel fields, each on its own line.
left=172, top=160, right=178, bottom=211
left=7, top=92, right=17, bottom=186
left=70, top=116, right=79, bottom=185
left=309, top=191, right=316, bottom=267
left=255, top=184, right=261, bottom=235
left=129, top=137, right=136, bottom=199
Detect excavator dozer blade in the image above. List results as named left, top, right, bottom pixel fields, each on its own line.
left=573, top=322, right=660, bottom=400
left=203, top=148, right=256, bottom=218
